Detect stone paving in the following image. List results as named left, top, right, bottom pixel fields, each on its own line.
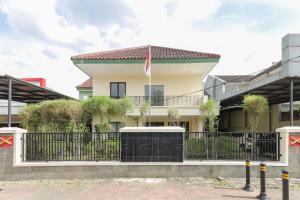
left=0, top=178, right=299, bottom=200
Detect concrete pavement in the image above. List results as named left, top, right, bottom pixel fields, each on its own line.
left=0, top=178, right=299, bottom=200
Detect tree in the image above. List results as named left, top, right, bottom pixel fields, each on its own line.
left=243, top=95, right=269, bottom=132
left=82, top=96, right=132, bottom=132
left=200, top=99, right=219, bottom=132
left=199, top=99, right=219, bottom=159
left=168, top=107, right=180, bottom=126
left=21, top=99, right=88, bottom=132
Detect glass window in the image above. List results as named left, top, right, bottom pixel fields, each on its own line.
left=279, top=102, right=300, bottom=121
left=110, top=122, right=125, bottom=132
left=110, top=82, right=126, bottom=98
left=145, top=85, right=164, bottom=106
left=146, top=122, right=164, bottom=127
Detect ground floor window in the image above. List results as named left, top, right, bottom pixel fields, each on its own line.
left=279, top=102, right=300, bottom=121
left=146, top=122, right=164, bottom=127
left=168, top=121, right=189, bottom=132
left=110, top=122, right=125, bottom=131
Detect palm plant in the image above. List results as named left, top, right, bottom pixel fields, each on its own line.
left=139, top=101, right=150, bottom=126
left=243, top=95, right=269, bottom=132
left=199, top=99, right=219, bottom=159
left=168, top=107, right=180, bottom=126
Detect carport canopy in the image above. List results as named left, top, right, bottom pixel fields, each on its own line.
left=221, top=77, right=300, bottom=107
left=0, top=75, right=73, bottom=127
left=220, top=77, right=300, bottom=126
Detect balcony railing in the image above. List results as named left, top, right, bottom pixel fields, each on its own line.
left=128, top=96, right=201, bottom=107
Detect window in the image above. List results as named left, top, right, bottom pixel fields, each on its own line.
left=145, top=85, right=164, bottom=106
left=146, top=122, right=164, bottom=127
left=110, top=122, right=125, bottom=132
left=168, top=121, right=189, bottom=132
left=110, top=82, right=126, bottom=98
left=279, top=102, right=300, bottom=121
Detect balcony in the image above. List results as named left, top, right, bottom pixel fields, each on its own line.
left=128, top=96, right=202, bottom=107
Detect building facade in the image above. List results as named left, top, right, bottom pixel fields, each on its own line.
left=76, top=78, right=93, bottom=100
left=205, top=34, right=300, bottom=132
left=72, top=45, right=220, bottom=131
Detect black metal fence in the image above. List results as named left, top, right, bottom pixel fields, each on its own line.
left=22, top=131, right=281, bottom=162
left=22, top=132, right=120, bottom=161
left=185, top=132, right=281, bottom=161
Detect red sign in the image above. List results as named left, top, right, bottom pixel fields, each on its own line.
left=0, top=136, right=14, bottom=148
left=289, top=136, right=300, bottom=147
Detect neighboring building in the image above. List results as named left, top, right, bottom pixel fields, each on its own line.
left=205, top=75, right=255, bottom=100
left=76, top=78, right=93, bottom=100
left=205, top=34, right=300, bottom=132
left=72, top=45, right=220, bottom=131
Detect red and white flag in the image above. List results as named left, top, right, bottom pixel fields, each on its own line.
left=144, top=46, right=151, bottom=77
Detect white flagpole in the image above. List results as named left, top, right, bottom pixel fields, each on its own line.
left=148, top=45, right=151, bottom=126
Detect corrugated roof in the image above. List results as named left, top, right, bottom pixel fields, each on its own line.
left=215, top=75, right=255, bottom=83
left=71, top=45, right=220, bottom=60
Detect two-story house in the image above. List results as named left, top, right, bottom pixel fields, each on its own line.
left=72, top=45, right=220, bottom=132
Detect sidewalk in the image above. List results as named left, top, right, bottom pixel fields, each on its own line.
left=0, top=178, right=299, bottom=200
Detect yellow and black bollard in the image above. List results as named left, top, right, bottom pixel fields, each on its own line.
left=243, top=160, right=253, bottom=192
left=257, top=163, right=269, bottom=200
left=282, top=169, right=289, bottom=200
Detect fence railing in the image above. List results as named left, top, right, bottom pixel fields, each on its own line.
left=128, top=96, right=201, bottom=107
left=185, top=132, right=280, bottom=161
left=22, top=132, right=120, bottom=161
left=22, top=131, right=281, bottom=162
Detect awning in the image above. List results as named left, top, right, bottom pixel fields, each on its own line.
left=0, top=75, right=72, bottom=103
left=0, top=74, right=73, bottom=127
left=220, top=77, right=300, bottom=108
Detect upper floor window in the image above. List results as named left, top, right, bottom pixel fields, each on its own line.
left=110, top=82, right=126, bottom=98
left=145, top=85, right=164, bottom=106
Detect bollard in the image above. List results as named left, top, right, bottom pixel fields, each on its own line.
left=243, top=160, right=253, bottom=192
left=257, top=163, right=269, bottom=200
left=282, top=170, right=289, bottom=200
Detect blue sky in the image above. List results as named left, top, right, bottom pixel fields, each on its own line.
left=0, top=0, right=300, bottom=97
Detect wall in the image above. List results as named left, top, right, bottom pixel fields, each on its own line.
left=110, top=116, right=202, bottom=132
left=93, top=75, right=203, bottom=97
left=1, top=146, right=298, bottom=180
left=221, top=104, right=300, bottom=132
left=78, top=90, right=92, bottom=100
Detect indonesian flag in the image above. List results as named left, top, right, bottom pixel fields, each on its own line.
left=144, top=46, right=151, bottom=77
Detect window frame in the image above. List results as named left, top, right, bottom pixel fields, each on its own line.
left=110, top=82, right=126, bottom=98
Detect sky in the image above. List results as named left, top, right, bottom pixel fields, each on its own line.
left=0, top=0, right=300, bottom=98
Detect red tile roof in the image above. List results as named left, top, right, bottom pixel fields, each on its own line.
left=77, top=78, right=92, bottom=88
left=71, top=45, right=220, bottom=60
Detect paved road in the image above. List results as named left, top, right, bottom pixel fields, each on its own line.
left=0, top=178, right=299, bottom=200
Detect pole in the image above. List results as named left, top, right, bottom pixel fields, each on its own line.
left=8, top=78, right=12, bottom=127
left=282, top=169, right=289, bottom=200
left=290, top=78, right=294, bottom=126
left=148, top=45, right=151, bottom=126
left=243, top=160, right=253, bottom=192
left=257, top=163, right=269, bottom=200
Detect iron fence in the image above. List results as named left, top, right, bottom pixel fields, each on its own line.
left=22, top=131, right=281, bottom=162
left=185, top=132, right=281, bottom=161
left=22, top=132, right=120, bottom=161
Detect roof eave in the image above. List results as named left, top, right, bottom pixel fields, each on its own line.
left=71, top=57, right=220, bottom=65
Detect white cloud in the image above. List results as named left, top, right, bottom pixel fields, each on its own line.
left=0, top=0, right=300, bottom=98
